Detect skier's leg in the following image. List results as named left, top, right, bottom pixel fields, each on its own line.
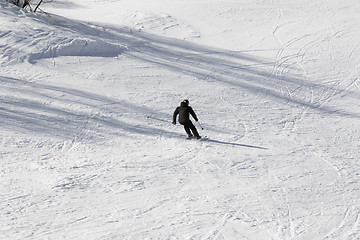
left=184, top=126, right=192, bottom=137
left=181, top=123, right=192, bottom=137
left=188, top=122, right=200, bottom=138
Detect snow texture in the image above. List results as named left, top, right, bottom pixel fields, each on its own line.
left=1, top=0, right=360, bottom=239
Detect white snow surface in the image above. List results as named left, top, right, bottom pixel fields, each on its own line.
left=1, top=0, right=360, bottom=239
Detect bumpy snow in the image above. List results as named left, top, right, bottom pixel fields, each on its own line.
left=1, top=0, right=360, bottom=239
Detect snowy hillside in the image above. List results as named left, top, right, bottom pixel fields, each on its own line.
left=1, top=0, right=360, bottom=239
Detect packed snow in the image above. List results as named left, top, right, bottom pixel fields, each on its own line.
left=1, top=0, right=360, bottom=239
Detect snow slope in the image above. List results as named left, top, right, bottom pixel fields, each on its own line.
left=1, top=0, right=360, bottom=239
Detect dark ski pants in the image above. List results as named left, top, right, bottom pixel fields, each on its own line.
left=180, top=120, right=200, bottom=137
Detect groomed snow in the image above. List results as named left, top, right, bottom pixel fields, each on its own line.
left=1, top=0, right=360, bottom=239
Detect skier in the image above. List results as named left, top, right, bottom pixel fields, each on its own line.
left=173, top=99, right=201, bottom=139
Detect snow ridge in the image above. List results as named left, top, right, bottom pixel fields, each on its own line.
left=0, top=2, right=125, bottom=64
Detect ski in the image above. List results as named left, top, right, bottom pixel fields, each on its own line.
left=185, top=136, right=207, bottom=140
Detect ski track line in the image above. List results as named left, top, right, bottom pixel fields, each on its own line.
left=271, top=24, right=327, bottom=135
left=206, top=211, right=236, bottom=240
left=271, top=16, right=350, bottom=108
left=312, top=150, right=342, bottom=178
left=349, top=211, right=360, bottom=239
left=274, top=23, right=360, bottom=111
left=218, top=93, right=246, bottom=141
left=270, top=26, right=348, bottom=132
left=279, top=187, right=295, bottom=239
left=323, top=206, right=358, bottom=239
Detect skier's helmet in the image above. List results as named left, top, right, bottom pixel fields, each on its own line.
left=182, top=99, right=189, bottom=105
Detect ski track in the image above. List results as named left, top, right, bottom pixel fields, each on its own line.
left=1, top=0, right=360, bottom=239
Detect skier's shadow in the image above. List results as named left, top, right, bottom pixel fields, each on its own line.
left=205, top=138, right=268, bottom=150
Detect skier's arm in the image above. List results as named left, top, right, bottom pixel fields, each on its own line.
left=173, top=108, right=179, bottom=123
left=189, top=107, right=198, bottom=122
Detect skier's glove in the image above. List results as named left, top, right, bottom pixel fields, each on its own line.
left=172, top=121, right=176, bottom=125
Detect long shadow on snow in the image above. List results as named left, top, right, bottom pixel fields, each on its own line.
left=126, top=33, right=360, bottom=118
left=205, top=138, right=267, bottom=150
left=43, top=14, right=360, bottom=118
left=0, top=76, right=180, bottom=141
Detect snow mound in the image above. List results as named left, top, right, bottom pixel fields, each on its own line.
left=0, top=2, right=126, bottom=65
left=28, top=38, right=124, bottom=63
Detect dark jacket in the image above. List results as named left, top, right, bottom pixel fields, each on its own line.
left=173, top=102, right=198, bottom=124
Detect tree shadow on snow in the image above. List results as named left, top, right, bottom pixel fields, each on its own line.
left=3, top=13, right=359, bottom=143
left=0, top=76, right=178, bottom=142
left=52, top=14, right=360, bottom=117
left=123, top=31, right=360, bottom=118
left=37, top=14, right=360, bottom=119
